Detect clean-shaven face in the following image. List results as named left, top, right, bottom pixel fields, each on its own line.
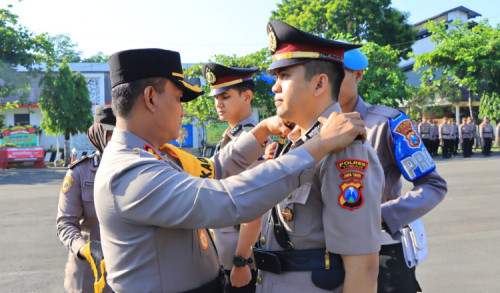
left=214, top=88, right=248, bottom=124
left=155, top=80, right=185, bottom=142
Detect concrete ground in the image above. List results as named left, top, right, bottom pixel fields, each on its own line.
left=0, top=151, right=499, bottom=292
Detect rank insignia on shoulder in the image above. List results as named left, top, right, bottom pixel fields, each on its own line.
left=143, top=144, right=162, bottom=160
left=281, top=207, right=294, bottom=222
left=62, top=176, right=74, bottom=194
left=338, top=180, right=364, bottom=211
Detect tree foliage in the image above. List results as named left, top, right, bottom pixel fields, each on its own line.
left=0, top=7, right=53, bottom=111
left=414, top=19, right=500, bottom=120
left=270, top=0, right=416, bottom=58
left=479, top=92, right=500, bottom=122
left=46, top=34, right=82, bottom=64
left=359, top=42, right=414, bottom=108
left=82, top=52, right=109, bottom=63
left=38, top=59, right=93, bottom=164
left=183, top=48, right=274, bottom=146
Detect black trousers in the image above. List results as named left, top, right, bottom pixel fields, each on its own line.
left=378, top=243, right=422, bottom=293
left=482, top=138, right=492, bottom=155
left=442, top=139, right=452, bottom=158
left=422, top=138, right=431, bottom=152
left=462, top=138, right=473, bottom=157
left=224, top=269, right=257, bottom=293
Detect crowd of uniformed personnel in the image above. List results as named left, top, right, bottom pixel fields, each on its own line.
left=416, top=116, right=499, bottom=158
left=55, top=19, right=452, bottom=293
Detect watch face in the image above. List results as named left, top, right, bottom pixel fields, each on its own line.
left=233, top=256, right=246, bottom=267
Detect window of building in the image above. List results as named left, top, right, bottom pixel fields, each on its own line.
left=14, top=114, right=30, bottom=126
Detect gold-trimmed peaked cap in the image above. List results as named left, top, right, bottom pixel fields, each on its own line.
left=109, top=48, right=203, bottom=102
left=202, top=63, right=259, bottom=96
left=267, top=20, right=361, bottom=71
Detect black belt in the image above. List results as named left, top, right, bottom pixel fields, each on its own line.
left=183, top=269, right=225, bottom=293
left=253, top=248, right=343, bottom=274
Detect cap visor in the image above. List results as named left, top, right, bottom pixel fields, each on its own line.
left=209, top=85, right=236, bottom=96
left=172, top=79, right=204, bottom=102
left=267, top=58, right=312, bottom=72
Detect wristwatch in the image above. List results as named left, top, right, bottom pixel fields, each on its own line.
left=233, top=255, right=254, bottom=267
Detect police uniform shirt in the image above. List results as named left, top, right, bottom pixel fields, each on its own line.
left=480, top=122, right=494, bottom=138
left=94, top=128, right=318, bottom=293
left=439, top=123, right=451, bottom=139
left=353, top=96, right=447, bottom=234
left=459, top=122, right=472, bottom=139
left=210, top=114, right=260, bottom=271
left=497, top=122, right=500, bottom=139
left=56, top=153, right=112, bottom=293
left=257, top=103, right=383, bottom=293
left=451, top=124, right=458, bottom=139
left=418, top=122, right=430, bottom=139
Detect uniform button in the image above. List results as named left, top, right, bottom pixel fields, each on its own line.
left=286, top=194, right=292, bottom=199
left=260, top=236, right=266, bottom=245
left=257, top=275, right=262, bottom=284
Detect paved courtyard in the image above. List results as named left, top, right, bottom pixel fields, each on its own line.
left=0, top=153, right=499, bottom=292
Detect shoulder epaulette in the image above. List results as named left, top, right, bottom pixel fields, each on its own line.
left=242, top=123, right=255, bottom=132
left=368, top=105, right=400, bottom=119
left=68, top=153, right=95, bottom=169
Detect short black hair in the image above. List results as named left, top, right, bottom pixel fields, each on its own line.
left=232, top=80, right=255, bottom=94
left=111, top=77, right=167, bottom=118
left=302, top=60, right=344, bottom=101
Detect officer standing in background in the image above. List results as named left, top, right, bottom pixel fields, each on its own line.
left=497, top=120, right=500, bottom=148
left=439, top=117, right=452, bottom=158
left=451, top=118, right=459, bottom=155
left=338, top=49, right=447, bottom=293
left=418, top=116, right=431, bottom=151
left=467, top=117, right=477, bottom=154
left=459, top=117, right=473, bottom=158
left=479, top=116, right=494, bottom=156
left=56, top=105, right=115, bottom=293
left=254, top=20, right=384, bottom=293
left=94, top=48, right=367, bottom=293
left=429, top=120, right=439, bottom=157
left=203, top=62, right=261, bottom=292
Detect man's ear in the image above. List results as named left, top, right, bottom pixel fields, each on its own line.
left=243, top=89, right=253, bottom=104
left=313, top=74, right=328, bottom=97
left=143, top=86, right=156, bottom=112
left=354, top=70, right=364, bottom=84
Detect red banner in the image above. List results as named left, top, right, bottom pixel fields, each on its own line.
left=6, top=146, right=44, bottom=161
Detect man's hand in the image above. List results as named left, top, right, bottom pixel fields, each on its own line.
left=80, top=241, right=107, bottom=293
left=252, top=116, right=293, bottom=144
left=230, top=266, right=252, bottom=288
left=263, top=141, right=277, bottom=160
left=304, top=112, right=366, bottom=163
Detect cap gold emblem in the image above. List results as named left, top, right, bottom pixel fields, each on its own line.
left=205, top=68, right=216, bottom=84
left=268, top=25, right=277, bottom=53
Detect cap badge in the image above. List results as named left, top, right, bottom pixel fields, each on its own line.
left=205, top=68, right=216, bottom=84
left=268, top=24, right=277, bottom=53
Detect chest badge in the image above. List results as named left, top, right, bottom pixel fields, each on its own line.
left=281, top=207, right=294, bottom=222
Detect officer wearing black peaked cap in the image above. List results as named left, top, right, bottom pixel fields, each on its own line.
left=93, top=47, right=368, bottom=293
left=253, top=20, right=384, bottom=293
left=203, top=63, right=262, bottom=292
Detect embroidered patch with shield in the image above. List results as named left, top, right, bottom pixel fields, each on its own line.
left=338, top=181, right=364, bottom=211
left=61, top=176, right=74, bottom=194
left=394, top=119, right=421, bottom=148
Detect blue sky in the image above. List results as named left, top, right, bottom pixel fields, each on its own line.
left=1, top=0, right=498, bottom=63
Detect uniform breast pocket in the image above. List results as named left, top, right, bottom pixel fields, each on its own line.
left=281, top=183, right=312, bottom=236
left=81, top=185, right=94, bottom=202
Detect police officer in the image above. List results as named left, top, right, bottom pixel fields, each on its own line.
left=56, top=105, right=115, bottom=293
left=203, top=63, right=261, bottom=292
left=429, top=120, right=439, bottom=157
left=338, top=49, right=447, bottom=293
left=497, top=121, right=500, bottom=149
left=451, top=118, right=459, bottom=155
left=94, top=48, right=367, bottom=293
left=459, top=117, right=473, bottom=158
left=253, top=20, right=384, bottom=293
left=480, top=116, right=494, bottom=156
left=468, top=117, right=477, bottom=154
left=418, top=116, right=431, bottom=151
left=439, top=118, right=452, bottom=158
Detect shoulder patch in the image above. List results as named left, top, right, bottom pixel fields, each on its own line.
left=389, top=111, right=436, bottom=181
left=338, top=180, right=364, bottom=211
left=368, top=105, right=400, bottom=119
left=61, top=176, right=74, bottom=194
left=336, top=159, right=368, bottom=172
left=68, top=155, right=92, bottom=169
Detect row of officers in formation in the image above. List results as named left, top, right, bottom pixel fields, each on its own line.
left=416, top=116, right=499, bottom=158
left=56, top=20, right=449, bottom=293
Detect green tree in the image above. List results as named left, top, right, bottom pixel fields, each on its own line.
left=38, top=59, right=93, bottom=165
left=82, top=52, right=109, bottom=63
left=0, top=6, right=53, bottom=112
left=414, top=19, right=500, bottom=120
left=46, top=34, right=82, bottom=64
left=270, top=0, right=416, bottom=58
left=183, top=48, right=274, bottom=151
left=359, top=42, right=414, bottom=109
left=479, top=92, right=500, bottom=122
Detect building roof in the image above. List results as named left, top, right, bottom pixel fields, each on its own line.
left=413, top=6, right=481, bottom=27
